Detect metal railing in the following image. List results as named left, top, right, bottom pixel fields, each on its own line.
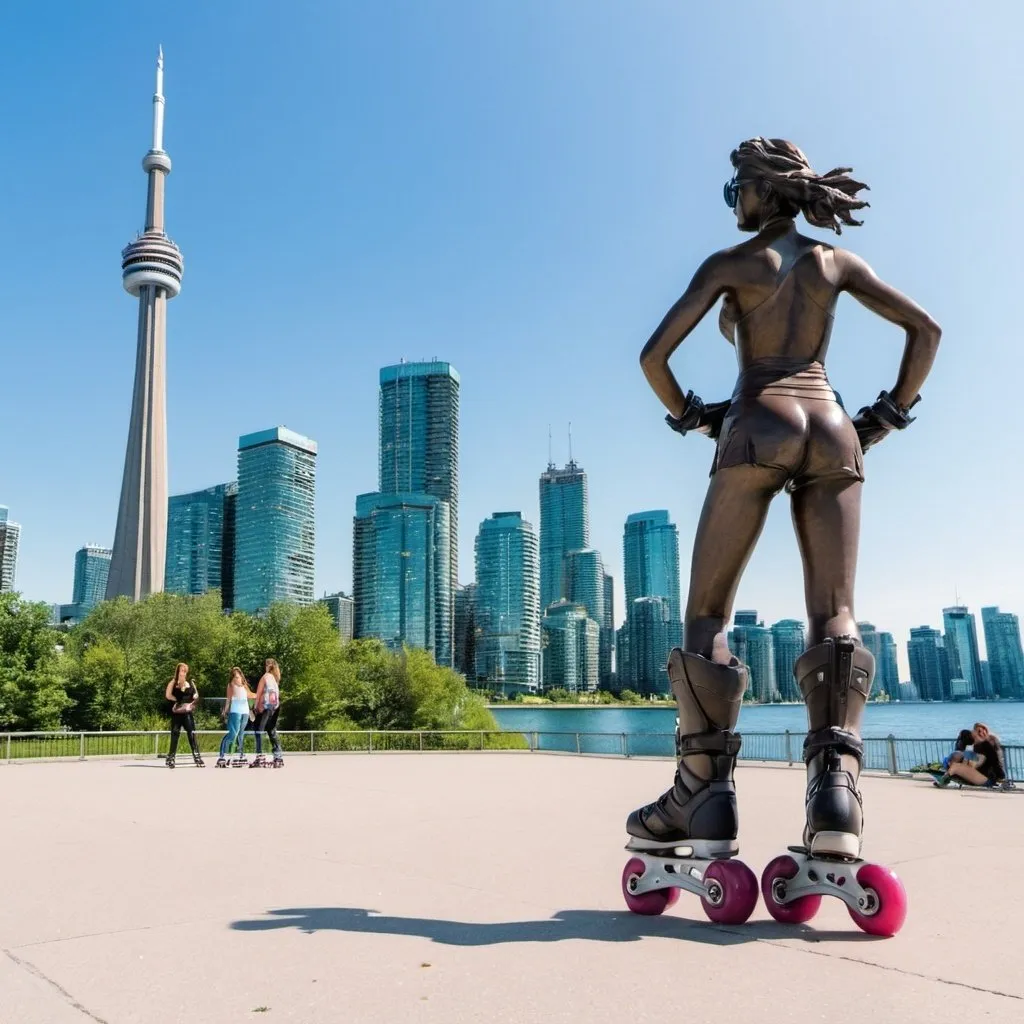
left=0, top=729, right=1021, bottom=782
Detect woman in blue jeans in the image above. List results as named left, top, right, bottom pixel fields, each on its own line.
left=216, top=668, right=255, bottom=768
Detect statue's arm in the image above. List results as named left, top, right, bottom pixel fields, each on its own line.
left=839, top=250, right=942, bottom=409
left=639, top=254, right=729, bottom=418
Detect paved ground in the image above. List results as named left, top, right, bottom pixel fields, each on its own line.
left=1, top=753, right=1021, bottom=1024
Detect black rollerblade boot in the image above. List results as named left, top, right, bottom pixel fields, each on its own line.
left=620, top=649, right=758, bottom=924
left=188, top=736, right=205, bottom=767
left=798, top=635, right=873, bottom=858
left=250, top=754, right=267, bottom=769
left=215, top=756, right=229, bottom=768
left=272, top=754, right=284, bottom=768
left=761, top=635, right=908, bottom=937
left=165, top=754, right=176, bottom=769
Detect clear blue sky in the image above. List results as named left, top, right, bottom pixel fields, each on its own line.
left=2, top=1, right=1020, bottom=678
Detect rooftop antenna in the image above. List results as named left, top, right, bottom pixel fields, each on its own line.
left=568, top=421, right=573, bottom=466
left=547, top=424, right=554, bottom=469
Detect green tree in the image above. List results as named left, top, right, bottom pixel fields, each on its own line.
left=0, top=593, right=70, bottom=729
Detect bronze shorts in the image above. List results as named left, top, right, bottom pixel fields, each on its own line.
left=710, top=363, right=864, bottom=493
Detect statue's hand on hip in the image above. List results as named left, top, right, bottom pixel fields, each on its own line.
left=666, top=391, right=730, bottom=441
left=852, top=391, right=920, bottom=454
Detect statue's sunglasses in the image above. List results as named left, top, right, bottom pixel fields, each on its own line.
left=723, top=176, right=756, bottom=208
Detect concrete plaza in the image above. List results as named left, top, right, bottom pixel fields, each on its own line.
left=1, top=752, right=1021, bottom=1024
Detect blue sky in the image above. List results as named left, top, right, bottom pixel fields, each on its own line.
left=2, top=1, right=1020, bottom=678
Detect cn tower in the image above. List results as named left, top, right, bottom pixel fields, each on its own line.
left=106, top=47, right=184, bottom=601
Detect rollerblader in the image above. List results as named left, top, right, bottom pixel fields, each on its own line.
left=624, top=137, right=940, bottom=935
left=164, top=663, right=204, bottom=768
left=251, top=658, right=284, bottom=769
left=218, top=667, right=255, bottom=769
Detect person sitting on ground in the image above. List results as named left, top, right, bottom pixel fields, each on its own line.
left=935, top=723, right=1007, bottom=788
left=942, top=728, right=979, bottom=772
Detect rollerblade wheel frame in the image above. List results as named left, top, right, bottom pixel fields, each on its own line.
left=761, top=855, right=822, bottom=925
left=700, top=860, right=759, bottom=925
left=846, top=863, right=908, bottom=937
left=621, top=857, right=680, bottom=916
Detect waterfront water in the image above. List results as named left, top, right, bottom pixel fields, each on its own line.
left=490, top=701, right=1024, bottom=746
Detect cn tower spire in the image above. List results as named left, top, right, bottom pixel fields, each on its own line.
left=106, top=49, right=184, bottom=602
left=153, top=45, right=165, bottom=152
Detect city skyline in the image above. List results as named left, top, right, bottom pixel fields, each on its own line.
left=6, top=8, right=1024, bottom=682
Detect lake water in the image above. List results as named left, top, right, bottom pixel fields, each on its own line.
left=490, top=701, right=1024, bottom=746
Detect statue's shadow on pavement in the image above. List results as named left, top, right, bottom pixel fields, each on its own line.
left=230, top=907, right=880, bottom=945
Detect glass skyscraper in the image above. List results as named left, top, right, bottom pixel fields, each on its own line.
left=454, top=583, right=477, bottom=678
left=623, top=511, right=681, bottom=621
left=539, top=460, right=589, bottom=613
left=619, top=510, right=682, bottom=694
left=620, top=596, right=674, bottom=695
left=234, top=428, right=317, bottom=614
left=73, top=546, right=112, bottom=611
left=858, top=623, right=883, bottom=698
left=353, top=492, right=452, bottom=664
left=942, top=606, right=985, bottom=698
left=166, top=482, right=236, bottom=606
left=0, top=506, right=21, bottom=594
left=908, top=626, right=949, bottom=701
left=880, top=632, right=900, bottom=698
left=981, top=606, right=1024, bottom=699
left=473, top=512, right=540, bottom=693
left=729, top=612, right=779, bottom=702
left=602, top=571, right=615, bottom=687
left=379, top=362, right=459, bottom=614
left=770, top=619, right=805, bottom=701
left=320, top=592, right=355, bottom=642
left=542, top=600, right=599, bottom=692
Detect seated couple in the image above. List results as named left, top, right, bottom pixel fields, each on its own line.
left=934, top=723, right=1008, bottom=789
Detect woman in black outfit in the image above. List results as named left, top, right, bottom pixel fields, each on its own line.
left=164, top=662, right=205, bottom=769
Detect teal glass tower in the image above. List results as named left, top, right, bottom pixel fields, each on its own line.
left=623, top=511, right=681, bottom=620
left=378, top=361, right=459, bottom=623
left=166, top=482, right=236, bottom=606
left=981, top=606, right=1024, bottom=699
left=908, top=626, right=949, bottom=701
left=856, top=623, right=900, bottom=699
left=770, top=619, right=805, bottom=701
left=729, top=611, right=779, bottom=702
left=539, top=460, right=589, bottom=613
left=73, top=546, right=113, bottom=612
left=353, top=492, right=451, bottom=663
left=474, top=512, right=540, bottom=693
left=619, top=510, right=682, bottom=694
left=942, top=606, right=985, bottom=698
left=234, top=428, right=317, bottom=614
left=602, top=572, right=615, bottom=687
left=620, top=596, right=672, bottom=695
left=542, top=600, right=599, bottom=692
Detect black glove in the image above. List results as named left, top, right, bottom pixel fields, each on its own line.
left=851, top=391, right=920, bottom=453
left=665, top=391, right=731, bottom=441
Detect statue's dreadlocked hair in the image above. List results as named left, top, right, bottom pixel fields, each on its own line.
left=731, top=137, right=870, bottom=234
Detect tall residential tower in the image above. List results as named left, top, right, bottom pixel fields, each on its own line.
left=234, top=428, right=317, bottom=614
left=474, top=512, right=541, bottom=693
left=538, top=459, right=589, bottom=613
left=0, top=507, right=21, bottom=594
left=106, top=48, right=184, bottom=601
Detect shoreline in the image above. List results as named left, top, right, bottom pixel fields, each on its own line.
left=487, top=699, right=1024, bottom=710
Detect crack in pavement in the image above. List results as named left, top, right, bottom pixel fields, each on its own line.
left=733, top=933, right=1023, bottom=1002
left=3, top=949, right=109, bottom=1023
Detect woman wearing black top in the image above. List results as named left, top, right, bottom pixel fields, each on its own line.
left=942, top=722, right=1006, bottom=787
left=164, top=662, right=205, bottom=769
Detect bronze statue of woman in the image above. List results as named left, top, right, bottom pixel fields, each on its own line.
left=620, top=138, right=940, bottom=934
